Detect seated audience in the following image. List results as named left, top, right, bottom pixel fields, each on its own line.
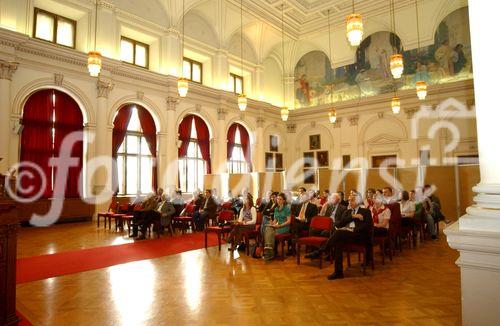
left=400, top=190, right=416, bottom=228
left=258, top=190, right=273, bottom=212
left=227, top=193, right=257, bottom=251
left=306, top=192, right=373, bottom=280
left=412, top=188, right=437, bottom=239
left=338, top=191, right=348, bottom=207
left=172, top=190, right=185, bottom=216
left=157, top=194, right=175, bottom=232
left=131, top=194, right=158, bottom=239
left=263, top=193, right=291, bottom=261
left=371, top=195, right=391, bottom=237
left=315, top=192, right=347, bottom=236
left=292, top=190, right=318, bottom=246
left=291, top=187, right=307, bottom=216
left=260, top=192, right=278, bottom=238
left=364, top=188, right=375, bottom=209
left=319, top=189, right=330, bottom=206
left=192, top=189, right=217, bottom=231
left=424, top=184, right=449, bottom=224
left=382, top=187, right=397, bottom=205
left=375, top=189, right=383, bottom=197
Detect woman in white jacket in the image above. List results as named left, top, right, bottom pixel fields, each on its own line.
left=227, top=193, right=256, bottom=251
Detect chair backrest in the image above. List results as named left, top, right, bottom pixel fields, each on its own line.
left=221, top=201, right=232, bottom=210
left=256, top=197, right=262, bottom=207
left=309, top=216, right=333, bottom=232
left=185, top=202, right=196, bottom=215
left=132, top=204, right=142, bottom=212
left=109, top=201, right=118, bottom=213
left=256, top=212, right=263, bottom=225
left=386, top=203, right=402, bottom=235
left=218, top=210, right=234, bottom=222
left=118, top=204, right=129, bottom=213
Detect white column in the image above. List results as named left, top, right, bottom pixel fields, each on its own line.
left=0, top=60, right=18, bottom=173
left=163, top=97, right=178, bottom=192
left=445, top=2, right=500, bottom=325
left=163, top=29, right=182, bottom=76
left=332, top=118, right=343, bottom=170
left=254, top=65, right=264, bottom=101
left=283, top=76, right=295, bottom=110
left=93, top=79, right=113, bottom=195
left=215, top=108, right=227, bottom=174
left=214, top=50, right=229, bottom=91
left=254, top=116, right=265, bottom=172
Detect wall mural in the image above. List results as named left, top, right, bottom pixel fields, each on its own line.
left=294, top=7, right=472, bottom=109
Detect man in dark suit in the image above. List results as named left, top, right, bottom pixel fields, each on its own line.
left=291, top=187, right=307, bottom=217
left=314, top=192, right=347, bottom=237
left=193, top=189, right=217, bottom=231
left=292, top=191, right=319, bottom=244
left=306, top=191, right=373, bottom=280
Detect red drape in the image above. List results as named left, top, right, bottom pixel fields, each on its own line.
left=193, top=115, right=211, bottom=174
left=238, top=125, right=252, bottom=171
left=20, top=90, right=54, bottom=198
left=54, top=91, right=83, bottom=198
left=112, top=105, right=133, bottom=192
left=226, top=124, right=238, bottom=162
left=178, top=115, right=193, bottom=157
left=137, top=107, right=158, bottom=191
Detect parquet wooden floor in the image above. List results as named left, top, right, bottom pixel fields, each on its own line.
left=16, top=221, right=461, bottom=325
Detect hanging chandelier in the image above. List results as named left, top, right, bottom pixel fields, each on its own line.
left=416, top=80, right=427, bottom=100
left=280, top=4, right=288, bottom=122
left=178, top=0, right=188, bottom=98
left=346, top=0, right=363, bottom=47
left=237, top=0, right=247, bottom=111
left=328, top=109, right=337, bottom=124
left=389, top=0, right=403, bottom=79
left=87, top=1, right=102, bottom=77
left=281, top=107, right=289, bottom=122
left=391, top=95, right=401, bottom=114
left=414, top=0, right=426, bottom=100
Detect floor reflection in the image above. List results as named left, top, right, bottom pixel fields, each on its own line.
left=181, top=251, right=203, bottom=312
left=108, top=260, right=156, bottom=326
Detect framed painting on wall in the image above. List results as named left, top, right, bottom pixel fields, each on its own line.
left=303, top=169, right=315, bottom=184
left=270, top=135, right=279, bottom=152
left=275, top=153, right=283, bottom=170
left=303, top=152, right=314, bottom=168
left=309, top=134, right=321, bottom=150
left=265, top=152, right=275, bottom=170
left=316, top=151, right=329, bottom=167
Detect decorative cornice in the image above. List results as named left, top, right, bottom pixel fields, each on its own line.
left=166, top=96, right=179, bottom=111
left=404, top=108, right=419, bottom=119
left=97, top=79, right=114, bottom=98
left=136, top=91, right=144, bottom=100
left=348, top=115, right=359, bottom=126
left=54, top=73, right=64, bottom=86
left=0, top=60, right=18, bottom=80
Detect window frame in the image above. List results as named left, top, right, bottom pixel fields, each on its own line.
left=117, top=130, right=154, bottom=195
left=120, top=36, right=150, bottom=69
left=229, top=73, right=244, bottom=94
left=178, top=138, right=206, bottom=193
left=228, top=143, right=249, bottom=174
left=182, top=57, right=203, bottom=84
left=33, top=7, right=77, bottom=49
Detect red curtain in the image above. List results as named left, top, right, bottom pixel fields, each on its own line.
left=238, top=125, right=252, bottom=171
left=137, top=107, right=158, bottom=190
left=178, top=115, right=194, bottom=157
left=20, top=90, right=54, bottom=198
left=226, top=124, right=238, bottom=161
left=193, top=115, right=211, bottom=174
left=111, top=105, right=133, bottom=192
left=54, top=90, right=83, bottom=198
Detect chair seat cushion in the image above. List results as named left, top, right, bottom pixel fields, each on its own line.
left=173, top=216, right=193, bottom=221
left=275, top=233, right=292, bottom=240
left=297, top=236, right=328, bottom=247
left=108, top=213, right=125, bottom=218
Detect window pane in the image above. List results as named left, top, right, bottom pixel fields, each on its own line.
left=197, top=161, right=205, bottom=190
left=35, top=11, right=55, bottom=42
left=127, top=107, right=142, bottom=132
left=56, top=18, right=74, bottom=47
left=140, top=156, right=152, bottom=194
left=117, top=155, right=124, bottom=194
left=235, top=77, right=243, bottom=94
left=118, top=140, right=125, bottom=153
left=141, top=138, right=151, bottom=155
left=183, top=60, right=191, bottom=79
left=120, top=39, right=134, bottom=63
left=179, top=160, right=187, bottom=192
left=187, top=142, right=196, bottom=157
left=229, top=75, right=235, bottom=92
left=127, top=136, right=139, bottom=154
left=126, top=156, right=138, bottom=194
left=192, top=63, right=201, bottom=82
left=187, top=160, right=195, bottom=192
left=135, top=43, right=147, bottom=67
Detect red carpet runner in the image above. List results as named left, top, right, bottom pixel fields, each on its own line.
left=17, top=232, right=223, bottom=284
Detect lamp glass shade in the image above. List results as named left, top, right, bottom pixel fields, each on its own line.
left=346, top=13, right=364, bottom=46
left=87, top=51, right=102, bottom=77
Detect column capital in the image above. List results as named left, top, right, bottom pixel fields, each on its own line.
left=166, top=96, right=179, bottom=111
left=217, top=108, right=228, bottom=120
left=348, top=114, right=359, bottom=126
left=333, top=117, right=342, bottom=128
left=256, top=116, right=265, bottom=128
left=0, top=60, right=19, bottom=80
left=97, top=79, right=114, bottom=98
left=286, top=123, right=296, bottom=133
left=404, top=107, right=419, bottom=119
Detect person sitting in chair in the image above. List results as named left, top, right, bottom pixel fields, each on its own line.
left=131, top=194, right=157, bottom=240
left=263, top=193, right=291, bottom=261
left=315, top=192, right=347, bottom=237
left=227, top=193, right=257, bottom=251
left=192, top=189, right=217, bottom=231
left=157, top=194, right=175, bottom=234
left=371, top=195, right=391, bottom=237
left=305, top=191, right=373, bottom=280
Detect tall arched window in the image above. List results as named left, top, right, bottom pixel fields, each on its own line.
left=112, top=105, right=157, bottom=195
left=178, top=115, right=211, bottom=193
left=227, top=123, right=251, bottom=173
left=20, top=89, right=83, bottom=198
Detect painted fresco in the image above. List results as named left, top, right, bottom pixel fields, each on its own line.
left=294, top=7, right=473, bottom=109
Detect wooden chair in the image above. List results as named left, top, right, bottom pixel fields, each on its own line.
left=296, top=216, right=332, bottom=269
left=386, top=203, right=402, bottom=254
left=242, top=212, right=264, bottom=256
left=97, top=201, right=118, bottom=228
left=115, top=204, right=131, bottom=231
left=204, top=210, right=234, bottom=250
left=344, top=229, right=375, bottom=276
left=275, top=232, right=293, bottom=261
left=172, top=202, right=195, bottom=234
